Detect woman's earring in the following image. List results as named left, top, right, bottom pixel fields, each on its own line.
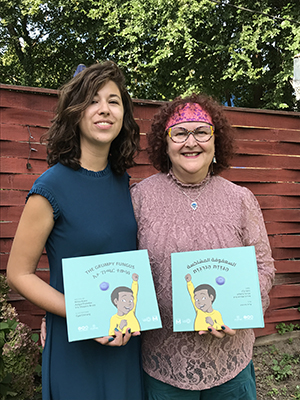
left=211, top=155, right=217, bottom=175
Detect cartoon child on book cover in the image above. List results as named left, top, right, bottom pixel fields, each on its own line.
left=109, top=273, right=141, bottom=335
left=185, top=274, right=224, bottom=330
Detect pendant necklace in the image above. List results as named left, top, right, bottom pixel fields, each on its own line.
left=177, top=176, right=211, bottom=211
left=181, top=190, right=203, bottom=210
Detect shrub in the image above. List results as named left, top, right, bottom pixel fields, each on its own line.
left=0, top=274, right=41, bottom=400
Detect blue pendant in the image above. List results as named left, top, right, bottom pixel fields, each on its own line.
left=191, top=202, right=198, bottom=210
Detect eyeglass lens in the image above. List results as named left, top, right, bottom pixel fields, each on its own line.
left=170, top=126, right=213, bottom=143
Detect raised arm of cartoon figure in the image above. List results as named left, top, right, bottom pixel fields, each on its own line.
left=109, top=273, right=141, bottom=335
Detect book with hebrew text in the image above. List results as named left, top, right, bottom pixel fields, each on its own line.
left=171, top=246, right=264, bottom=332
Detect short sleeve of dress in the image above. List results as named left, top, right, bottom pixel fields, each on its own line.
left=26, top=184, right=60, bottom=220
left=240, top=187, right=275, bottom=313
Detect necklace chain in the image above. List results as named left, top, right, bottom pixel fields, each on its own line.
left=181, top=189, right=203, bottom=202
left=176, top=176, right=211, bottom=210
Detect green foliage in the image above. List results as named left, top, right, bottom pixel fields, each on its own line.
left=0, top=274, right=41, bottom=400
left=265, top=350, right=299, bottom=388
left=276, top=322, right=300, bottom=335
left=294, top=385, right=300, bottom=399
left=267, top=386, right=289, bottom=397
left=0, top=0, right=299, bottom=109
left=268, top=344, right=278, bottom=355
left=270, top=356, right=293, bottom=381
left=267, top=387, right=279, bottom=396
left=255, top=342, right=300, bottom=399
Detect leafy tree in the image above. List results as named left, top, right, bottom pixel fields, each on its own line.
left=0, top=0, right=299, bottom=109
left=0, top=0, right=109, bottom=87
left=218, top=0, right=300, bottom=109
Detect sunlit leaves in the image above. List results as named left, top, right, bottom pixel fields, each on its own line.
left=0, top=0, right=299, bottom=109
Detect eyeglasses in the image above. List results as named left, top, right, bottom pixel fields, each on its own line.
left=167, top=125, right=214, bottom=143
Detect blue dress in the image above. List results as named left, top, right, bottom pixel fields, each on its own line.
left=28, top=163, right=144, bottom=400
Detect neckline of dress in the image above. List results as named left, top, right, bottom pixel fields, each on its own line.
left=79, top=162, right=111, bottom=178
left=167, top=168, right=212, bottom=189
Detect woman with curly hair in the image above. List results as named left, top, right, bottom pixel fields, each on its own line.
left=131, top=94, right=275, bottom=399
left=7, top=61, right=144, bottom=400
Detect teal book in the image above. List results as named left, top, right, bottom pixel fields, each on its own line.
left=171, top=246, right=264, bottom=332
left=62, top=249, right=162, bottom=342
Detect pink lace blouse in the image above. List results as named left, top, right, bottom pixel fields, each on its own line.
left=130, top=171, right=275, bottom=390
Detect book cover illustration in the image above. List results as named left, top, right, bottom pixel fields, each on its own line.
left=171, top=246, right=264, bottom=332
left=62, top=249, right=162, bottom=342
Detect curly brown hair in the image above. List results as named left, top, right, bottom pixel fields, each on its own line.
left=147, top=93, right=235, bottom=175
left=42, top=61, right=140, bottom=175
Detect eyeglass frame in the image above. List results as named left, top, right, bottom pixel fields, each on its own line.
left=167, top=124, right=215, bottom=143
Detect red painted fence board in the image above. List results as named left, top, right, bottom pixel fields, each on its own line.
left=274, top=260, right=300, bottom=273
left=242, top=182, right=300, bottom=196
left=263, top=210, right=300, bottom=222
left=0, top=124, right=47, bottom=141
left=0, top=174, right=38, bottom=191
left=234, top=128, right=300, bottom=143
left=257, top=196, right=300, bottom=210
left=232, top=154, right=300, bottom=169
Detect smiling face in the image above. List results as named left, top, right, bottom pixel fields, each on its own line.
left=114, top=291, right=134, bottom=316
left=79, top=80, right=124, bottom=154
left=166, top=121, right=215, bottom=184
left=194, top=289, right=214, bottom=313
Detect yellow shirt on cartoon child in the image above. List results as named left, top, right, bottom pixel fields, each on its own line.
left=109, top=281, right=140, bottom=335
left=187, top=281, right=224, bottom=331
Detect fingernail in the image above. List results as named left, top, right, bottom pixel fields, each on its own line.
left=108, top=337, right=114, bottom=342
left=114, top=328, right=119, bottom=332
left=208, top=327, right=212, bottom=332
left=221, top=326, right=226, bottom=330
left=128, top=328, right=131, bottom=334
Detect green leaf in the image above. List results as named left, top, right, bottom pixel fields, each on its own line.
left=31, top=333, right=39, bottom=343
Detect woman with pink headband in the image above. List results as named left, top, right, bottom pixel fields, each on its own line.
left=131, top=93, right=275, bottom=399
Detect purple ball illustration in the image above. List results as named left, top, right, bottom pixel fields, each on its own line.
left=216, top=276, right=225, bottom=285
left=100, top=281, right=109, bottom=291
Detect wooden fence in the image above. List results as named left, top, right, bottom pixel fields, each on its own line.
left=1, top=83, right=300, bottom=337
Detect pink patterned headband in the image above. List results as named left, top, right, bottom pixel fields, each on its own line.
left=165, top=103, right=213, bottom=130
